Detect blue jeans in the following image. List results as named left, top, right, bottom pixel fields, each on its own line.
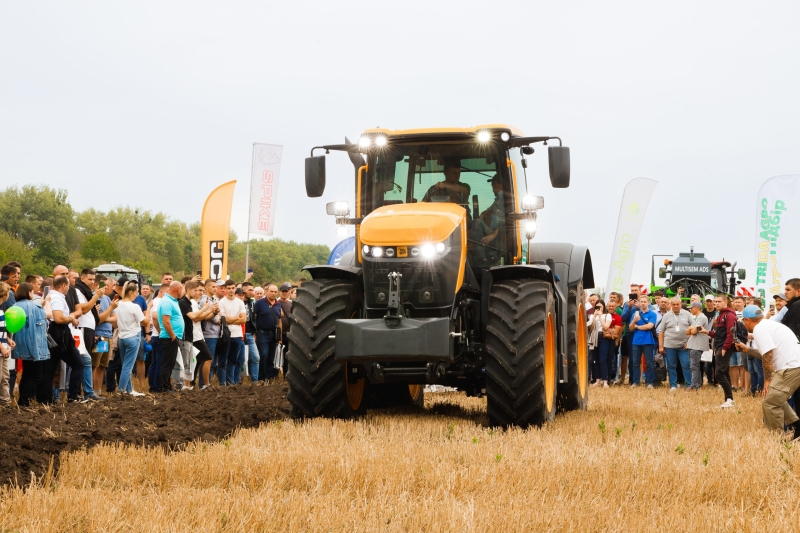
left=257, top=334, right=278, bottom=380
left=203, top=337, right=217, bottom=387
left=598, top=337, right=616, bottom=381
left=148, top=339, right=163, bottom=392
left=245, top=333, right=260, bottom=382
left=631, top=344, right=656, bottom=385
left=81, top=354, right=95, bottom=397
left=665, top=347, right=691, bottom=388
left=118, top=335, right=141, bottom=393
left=217, top=337, right=244, bottom=386
left=749, top=357, right=764, bottom=393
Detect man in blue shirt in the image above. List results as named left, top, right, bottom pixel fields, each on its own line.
left=158, top=281, right=185, bottom=392
left=254, top=284, right=282, bottom=380
left=628, top=294, right=658, bottom=388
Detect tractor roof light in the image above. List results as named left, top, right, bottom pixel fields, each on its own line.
left=358, top=136, right=372, bottom=148
left=374, top=135, right=387, bottom=147
left=326, top=201, right=350, bottom=217
left=500, top=131, right=510, bottom=142
left=476, top=130, right=492, bottom=143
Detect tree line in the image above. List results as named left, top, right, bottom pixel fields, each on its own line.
left=0, top=185, right=330, bottom=284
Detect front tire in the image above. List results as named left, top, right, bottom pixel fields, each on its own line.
left=286, top=279, right=368, bottom=418
left=486, top=279, right=557, bottom=428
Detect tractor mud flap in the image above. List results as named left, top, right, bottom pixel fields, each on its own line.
left=335, top=318, right=453, bottom=362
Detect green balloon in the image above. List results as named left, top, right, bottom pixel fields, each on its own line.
left=4, top=306, right=27, bottom=334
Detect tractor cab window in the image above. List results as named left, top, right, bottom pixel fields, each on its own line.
left=372, top=146, right=512, bottom=267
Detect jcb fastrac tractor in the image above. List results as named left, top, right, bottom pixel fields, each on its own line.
left=287, top=125, right=594, bottom=428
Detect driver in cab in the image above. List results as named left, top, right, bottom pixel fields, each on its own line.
left=422, top=157, right=471, bottom=205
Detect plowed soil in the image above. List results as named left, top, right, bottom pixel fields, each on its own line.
left=0, top=381, right=290, bottom=485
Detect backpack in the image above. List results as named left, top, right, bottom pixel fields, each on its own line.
left=733, top=319, right=748, bottom=344
left=215, top=316, right=231, bottom=356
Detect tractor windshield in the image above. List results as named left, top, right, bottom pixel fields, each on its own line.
left=370, top=144, right=515, bottom=267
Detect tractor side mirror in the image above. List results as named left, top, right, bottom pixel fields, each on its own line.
left=737, top=268, right=746, bottom=280
left=305, top=156, right=326, bottom=197
left=658, top=267, right=667, bottom=279
left=548, top=146, right=570, bottom=188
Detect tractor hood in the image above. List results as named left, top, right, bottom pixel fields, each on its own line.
left=360, top=203, right=466, bottom=246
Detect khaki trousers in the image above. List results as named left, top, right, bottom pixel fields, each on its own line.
left=762, top=366, right=800, bottom=431
left=0, top=357, right=10, bottom=404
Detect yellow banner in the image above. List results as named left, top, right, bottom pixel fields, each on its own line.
left=201, top=180, right=237, bottom=281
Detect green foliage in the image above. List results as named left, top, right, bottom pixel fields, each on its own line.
left=81, top=233, right=120, bottom=263
left=0, top=186, right=329, bottom=282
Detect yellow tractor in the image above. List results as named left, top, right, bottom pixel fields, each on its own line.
left=287, top=125, right=593, bottom=427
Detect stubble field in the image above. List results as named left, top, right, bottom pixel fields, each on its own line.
left=1, top=383, right=799, bottom=533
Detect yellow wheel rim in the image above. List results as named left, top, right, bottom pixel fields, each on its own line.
left=408, top=384, right=422, bottom=401
left=576, top=299, right=588, bottom=399
left=545, top=313, right=556, bottom=413
left=344, top=362, right=365, bottom=411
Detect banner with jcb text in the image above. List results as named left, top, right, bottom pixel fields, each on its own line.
left=201, top=180, right=237, bottom=281
left=755, top=174, right=799, bottom=298
left=249, top=143, right=283, bottom=236
left=605, top=177, right=658, bottom=294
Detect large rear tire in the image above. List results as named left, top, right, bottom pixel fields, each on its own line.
left=557, top=279, right=589, bottom=411
left=486, top=279, right=557, bottom=428
left=286, top=279, right=368, bottom=419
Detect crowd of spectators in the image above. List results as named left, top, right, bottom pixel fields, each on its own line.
left=0, top=259, right=305, bottom=405
left=586, top=278, right=800, bottom=435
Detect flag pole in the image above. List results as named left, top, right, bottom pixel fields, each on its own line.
left=245, top=143, right=255, bottom=278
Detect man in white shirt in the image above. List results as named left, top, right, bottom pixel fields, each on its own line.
left=217, top=279, right=246, bottom=385
left=736, top=305, right=800, bottom=436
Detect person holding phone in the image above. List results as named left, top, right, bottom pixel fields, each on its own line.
left=587, top=299, right=621, bottom=388
left=628, top=294, right=657, bottom=388
left=620, top=283, right=642, bottom=385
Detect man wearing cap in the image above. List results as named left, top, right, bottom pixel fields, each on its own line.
left=781, top=279, right=800, bottom=341
left=686, top=301, right=710, bottom=390
left=474, top=174, right=505, bottom=247
left=770, top=293, right=788, bottom=322
left=240, top=282, right=260, bottom=382
left=278, top=282, right=293, bottom=372
left=702, top=295, right=718, bottom=386
left=736, top=305, right=800, bottom=438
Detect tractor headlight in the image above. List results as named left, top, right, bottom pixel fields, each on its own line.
left=374, top=135, right=387, bottom=147
left=421, top=244, right=436, bottom=259
left=476, top=130, right=491, bottom=143
left=335, top=226, right=348, bottom=237
left=372, top=246, right=383, bottom=258
left=363, top=245, right=371, bottom=255
left=435, top=242, right=445, bottom=253
left=521, top=195, right=544, bottom=211
left=525, top=220, right=538, bottom=239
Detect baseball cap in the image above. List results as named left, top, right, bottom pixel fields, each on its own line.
left=704, top=294, right=714, bottom=301
left=742, top=305, right=763, bottom=319
left=117, top=275, right=132, bottom=285
left=774, top=293, right=787, bottom=301
left=215, top=279, right=226, bottom=286
left=234, top=288, right=244, bottom=295
left=280, top=282, right=292, bottom=291
left=690, top=301, right=703, bottom=309
left=486, top=174, right=500, bottom=184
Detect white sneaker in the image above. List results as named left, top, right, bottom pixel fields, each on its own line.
left=719, top=399, right=736, bottom=409
left=647, top=384, right=654, bottom=389
left=129, top=390, right=146, bottom=397
left=670, top=387, right=677, bottom=392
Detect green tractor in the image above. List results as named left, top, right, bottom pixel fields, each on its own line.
left=651, top=248, right=746, bottom=300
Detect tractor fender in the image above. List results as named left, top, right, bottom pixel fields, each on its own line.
left=531, top=243, right=594, bottom=291
left=303, top=265, right=362, bottom=283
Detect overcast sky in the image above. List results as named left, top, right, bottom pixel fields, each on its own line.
left=2, top=1, right=799, bottom=289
